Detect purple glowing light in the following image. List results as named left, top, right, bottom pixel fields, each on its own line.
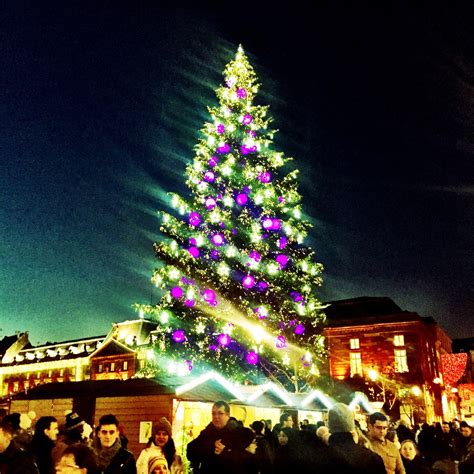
left=278, top=196, right=285, bottom=203
left=262, top=218, right=273, bottom=230
left=210, top=233, right=225, bottom=246
left=203, top=171, right=215, bottom=182
left=170, top=287, right=183, bottom=299
left=237, top=88, right=247, bottom=98
left=188, top=247, right=200, bottom=258
left=235, top=193, right=248, bottom=205
left=210, top=250, right=220, bottom=260
left=184, top=299, right=195, bottom=307
left=276, top=254, right=289, bottom=267
left=242, top=275, right=256, bottom=289
left=188, top=212, right=201, bottom=227
left=254, top=307, right=268, bottom=319
left=258, top=281, right=269, bottom=291
left=209, top=299, right=218, bottom=307
left=189, top=237, right=197, bottom=245
left=205, top=197, right=217, bottom=210
left=217, top=333, right=231, bottom=346
left=242, top=113, right=252, bottom=125
left=185, top=359, right=193, bottom=371
left=291, top=292, right=303, bottom=303
left=275, top=335, right=287, bottom=349
left=226, top=76, right=237, bottom=88
left=294, top=324, right=305, bottom=335
left=203, top=289, right=216, bottom=302
left=258, top=171, right=272, bottom=183
left=247, top=351, right=259, bottom=365
left=216, top=124, right=225, bottom=134
left=208, top=156, right=219, bottom=167
left=271, top=219, right=282, bottom=231
left=209, top=344, right=218, bottom=351
left=241, top=144, right=257, bottom=155
left=173, top=330, right=186, bottom=343
left=278, top=237, right=288, bottom=249
left=217, top=143, right=230, bottom=154
left=249, top=251, right=261, bottom=262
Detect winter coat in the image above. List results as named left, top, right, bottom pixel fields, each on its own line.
left=401, top=455, right=432, bottom=474
left=0, top=440, right=39, bottom=474
left=102, top=447, right=137, bottom=474
left=31, top=435, right=55, bottom=474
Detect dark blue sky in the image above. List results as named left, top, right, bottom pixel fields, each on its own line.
left=1, top=3, right=473, bottom=345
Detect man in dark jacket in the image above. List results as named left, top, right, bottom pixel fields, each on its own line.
left=327, top=403, right=385, bottom=474
left=0, top=418, right=39, bottom=474
left=187, top=400, right=254, bottom=474
left=93, top=414, right=136, bottom=474
left=31, top=416, right=58, bottom=474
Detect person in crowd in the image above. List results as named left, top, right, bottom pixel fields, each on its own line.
left=136, top=417, right=183, bottom=474
left=396, top=420, right=415, bottom=443
left=92, top=414, right=136, bottom=474
left=186, top=400, right=252, bottom=474
left=56, top=444, right=99, bottom=473
left=2, top=412, right=33, bottom=452
left=52, top=412, right=87, bottom=466
left=32, top=416, right=59, bottom=474
left=272, top=427, right=299, bottom=474
left=250, top=420, right=273, bottom=474
left=431, top=443, right=457, bottom=474
left=367, top=412, right=405, bottom=474
left=458, top=421, right=474, bottom=474
left=0, top=417, right=39, bottom=473
left=399, top=439, right=431, bottom=474
left=438, top=421, right=456, bottom=460
left=417, top=423, right=438, bottom=464
left=147, top=455, right=168, bottom=474
left=279, top=413, right=294, bottom=430
left=386, top=428, right=401, bottom=449
left=316, top=425, right=330, bottom=445
left=327, top=402, right=385, bottom=474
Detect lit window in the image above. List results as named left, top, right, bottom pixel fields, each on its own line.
left=123, top=361, right=128, bottom=371
left=350, top=352, right=362, bottom=377
left=60, top=369, right=64, bottom=376
left=394, top=349, right=409, bottom=372
left=110, top=363, right=115, bottom=372
left=98, top=364, right=103, bottom=373
left=394, top=335, right=405, bottom=347
left=350, top=338, right=360, bottom=350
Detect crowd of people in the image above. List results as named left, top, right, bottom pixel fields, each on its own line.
left=0, top=402, right=472, bottom=474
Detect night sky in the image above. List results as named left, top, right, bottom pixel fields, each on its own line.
left=1, top=3, right=473, bottom=345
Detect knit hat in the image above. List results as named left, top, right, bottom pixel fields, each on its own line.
left=148, top=455, right=168, bottom=473
left=153, top=417, right=172, bottom=437
left=65, top=412, right=85, bottom=431
left=328, top=403, right=355, bottom=433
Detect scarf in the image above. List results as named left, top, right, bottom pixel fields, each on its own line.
left=97, top=437, right=122, bottom=470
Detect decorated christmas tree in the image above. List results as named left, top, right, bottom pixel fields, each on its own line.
left=137, top=46, right=326, bottom=391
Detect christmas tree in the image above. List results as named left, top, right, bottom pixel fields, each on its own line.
left=138, top=46, right=326, bottom=391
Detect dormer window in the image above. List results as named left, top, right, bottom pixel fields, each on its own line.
left=394, top=335, right=405, bottom=347
left=350, top=338, right=360, bottom=350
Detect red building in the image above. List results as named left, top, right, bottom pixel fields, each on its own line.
left=323, top=297, right=454, bottom=422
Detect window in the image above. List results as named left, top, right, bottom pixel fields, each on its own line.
left=60, top=369, right=64, bottom=376
left=394, top=335, right=405, bottom=347
left=350, top=352, right=363, bottom=377
left=394, top=349, right=409, bottom=372
left=110, top=362, right=115, bottom=372
left=98, top=364, right=103, bottom=373
left=350, top=338, right=360, bottom=350
left=123, top=361, right=128, bottom=371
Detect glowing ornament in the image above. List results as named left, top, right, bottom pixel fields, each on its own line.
left=294, top=324, right=305, bottom=335
left=291, top=292, right=303, bottom=303
left=262, top=218, right=273, bottom=230
left=237, top=88, right=247, bottom=98
left=170, top=287, right=183, bottom=299
left=210, top=250, right=220, bottom=260
left=249, top=251, right=261, bottom=262
left=217, top=143, right=230, bottom=154
left=217, top=334, right=231, bottom=346
left=203, top=171, right=215, bottom=182
left=173, top=330, right=186, bottom=343
left=276, top=254, right=288, bottom=267
left=258, top=171, right=272, bottom=183
left=203, top=289, right=216, bottom=303
left=210, top=233, right=225, bottom=246
left=185, top=359, right=193, bottom=371
left=242, top=113, right=252, bottom=125
left=208, top=156, right=219, bottom=167
left=205, top=197, right=217, bottom=210
left=188, top=247, right=200, bottom=258
left=278, top=196, right=285, bottom=203
left=235, top=193, right=248, bottom=205
left=188, top=212, right=201, bottom=227
left=242, top=275, right=256, bottom=289
left=258, top=281, right=269, bottom=291
left=278, top=237, right=288, bottom=249
left=216, top=124, right=225, bottom=134
left=189, top=237, right=197, bottom=245
left=241, top=143, right=257, bottom=155
left=254, top=307, right=268, bottom=319
left=247, top=351, right=259, bottom=365
left=275, top=335, right=287, bottom=349
left=226, top=76, right=237, bottom=88
left=184, top=299, right=195, bottom=307
left=271, top=219, right=282, bottom=231
left=209, top=344, right=218, bottom=351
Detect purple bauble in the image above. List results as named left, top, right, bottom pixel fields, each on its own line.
left=262, top=218, right=273, bottom=230
left=173, top=330, right=186, bottom=343
left=242, top=113, right=252, bottom=125
left=258, top=281, right=269, bottom=291
left=277, top=237, right=288, bottom=249
left=203, top=289, right=216, bottom=302
left=210, top=233, right=225, bottom=246
left=275, top=335, right=287, bottom=349
left=170, top=287, right=183, bottom=299
left=188, top=212, right=201, bottom=227
left=235, top=193, right=248, bottom=205
left=216, top=124, right=225, bottom=134
left=210, top=250, right=220, bottom=260
left=184, top=299, right=195, bottom=307
left=208, top=156, right=219, bottom=167
left=276, top=254, right=288, bottom=267
left=247, top=351, right=259, bottom=365
left=236, top=88, right=247, bottom=98
left=188, top=247, right=200, bottom=258
left=203, top=171, right=215, bottom=182
left=217, top=143, right=230, bottom=154
left=258, top=171, right=272, bottom=183
left=271, top=219, right=282, bottom=231
left=217, top=333, right=231, bottom=346
left=294, top=324, right=305, bottom=335
left=205, top=197, right=217, bottom=210
left=249, top=250, right=261, bottom=262
left=242, top=275, right=256, bottom=289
